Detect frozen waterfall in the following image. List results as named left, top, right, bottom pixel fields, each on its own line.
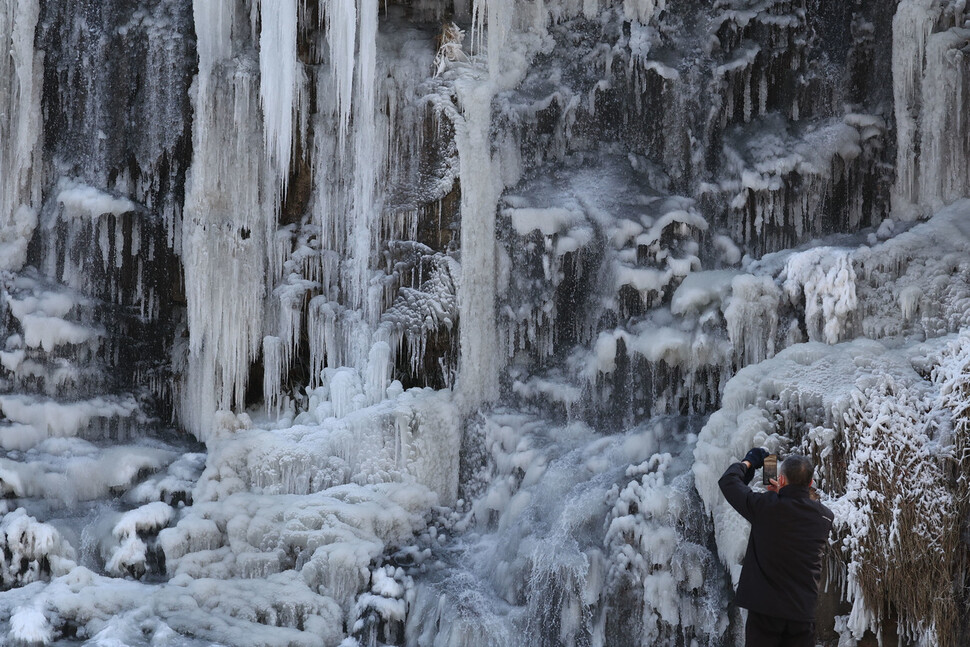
left=2, top=0, right=970, bottom=645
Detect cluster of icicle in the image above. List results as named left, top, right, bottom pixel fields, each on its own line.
left=181, top=0, right=469, bottom=436
left=182, top=0, right=683, bottom=434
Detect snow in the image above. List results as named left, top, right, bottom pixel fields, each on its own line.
left=9, top=606, right=51, bottom=644
left=507, top=206, right=584, bottom=236
left=0, top=443, right=176, bottom=503
left=0, top=394, right=139, bottom=449
left=670, top=270, right=739, bottom=316
left=55, top=180, right=138, bottom=219
left=692, top=324, right=970, bottom=645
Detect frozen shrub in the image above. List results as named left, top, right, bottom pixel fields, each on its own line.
left=826, top=376, right=959, bottom=646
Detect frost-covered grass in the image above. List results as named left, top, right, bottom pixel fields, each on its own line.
left=825, top=376, right=959, bottom=646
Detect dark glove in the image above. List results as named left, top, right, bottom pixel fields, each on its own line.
left=743, top=447, right=769, bottom=469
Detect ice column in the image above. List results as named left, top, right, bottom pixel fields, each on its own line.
left=454, top=91, right=502, bottom=409
left=454, top=0, right=515, bottom=410
left=0, top=0, right=42, bottom=271
left=455, top=0, right=542, bottom=409
left=351, top=0, right=379, bottom=319
left=181, top=0, right=274, bottom=438
left=917, top=27, right=970, bottom=210
left=891, top=0, right=970, bottom=216
left=892, top=0, right=939, bottom=217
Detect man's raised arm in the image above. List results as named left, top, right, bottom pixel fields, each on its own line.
left=718, top=447, right=768, bottom=522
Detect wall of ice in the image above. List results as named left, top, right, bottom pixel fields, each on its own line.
left=2, top=0, right=970, bottom=645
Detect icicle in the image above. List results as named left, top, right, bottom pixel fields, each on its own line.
left=724, top=275, right=780, bottom=365
left=327, top=0, right=357, bottom=143
left=365, top=341, right=391, bottom=404
left=622, top=0, right=665, bottom=25
left=258, top=0, right=302, bottom=189
left=307, top=296, right=331, bottom=389
left=263, top=335, right=283, bottom=415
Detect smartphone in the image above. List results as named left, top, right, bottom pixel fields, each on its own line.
left=762, top=454, right=778, bottom=485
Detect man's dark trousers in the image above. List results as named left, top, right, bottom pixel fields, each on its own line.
left=744, top=610, right=814, bottom=647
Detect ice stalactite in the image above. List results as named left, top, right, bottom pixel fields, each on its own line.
left=327, top=0, right=357, bottom=144
left=37, top=179, right=150, bottom=312
left=0, top=0, right=42, bottom=272
left=37, top=0, right=193, bottom=258
left=305, top=0, right=392, bottom=395
left=258, top=0, right=304, bottom=192
left=622, top=0, right=666, bottom=24
left=181, top=0, right=274, bottom=439
left=782, top=247, right=857, bottom=345
left=292, top=2, right=461, bottom=409
left=723, top=274, right=780, bottom=366
left=315, top=0, right=383, bottom=322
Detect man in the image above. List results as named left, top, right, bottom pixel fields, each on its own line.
left=718, top=448, right=834, bottom=647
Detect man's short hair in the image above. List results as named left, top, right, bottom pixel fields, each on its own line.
left=780, top=455, right=814, bottom=486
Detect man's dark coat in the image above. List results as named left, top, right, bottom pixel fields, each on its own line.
left=718, top=462, right=835, bottom=622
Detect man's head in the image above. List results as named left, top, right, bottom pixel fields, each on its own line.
left=778, top=455, right=814, bottom=488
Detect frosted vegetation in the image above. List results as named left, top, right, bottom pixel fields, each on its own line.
left=1, top=0, right=970, bottom=645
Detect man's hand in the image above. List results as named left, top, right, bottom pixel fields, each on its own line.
left=765, top=477, right=780, bottom=493
left=743, top=447, right=769, bottom=469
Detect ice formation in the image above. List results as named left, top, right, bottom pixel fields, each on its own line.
left=0, top=0, right=42, bottom=273
left=3, top=0, right=970, bottom=645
